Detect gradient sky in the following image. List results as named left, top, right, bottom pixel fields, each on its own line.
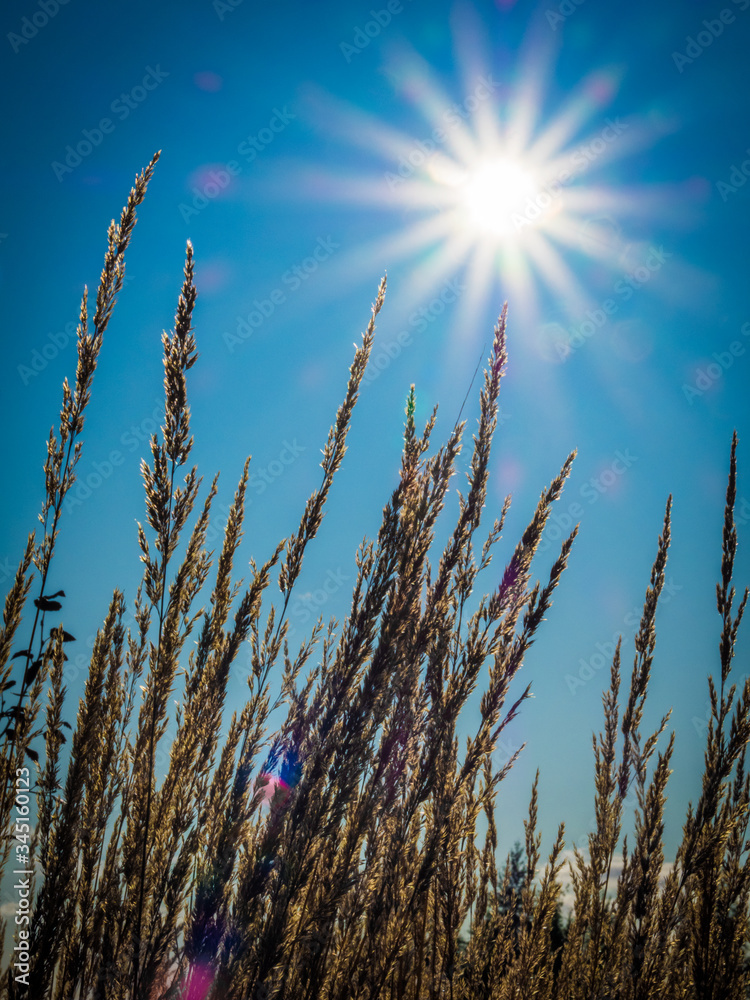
left=2, top=0, right=750, bottom=876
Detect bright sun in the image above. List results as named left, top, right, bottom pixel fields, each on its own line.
left=458, top=157, right=539, bottom=240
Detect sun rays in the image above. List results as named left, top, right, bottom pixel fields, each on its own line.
left=284, top=16, right=669, bottom=355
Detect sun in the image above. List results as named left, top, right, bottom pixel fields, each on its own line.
left=457, top=156, right=539, bottom=240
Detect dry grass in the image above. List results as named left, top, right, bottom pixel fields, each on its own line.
left=1, top=156, right=749, bottom=999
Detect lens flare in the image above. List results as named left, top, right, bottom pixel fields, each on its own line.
left=263, top=17, right=672, bottom=357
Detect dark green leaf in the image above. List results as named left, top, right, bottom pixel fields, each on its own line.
left=35, top=598, right=62, bottom=612
left=49, top=627, right=76, bottom=643
left=11, top=650, right=32, bottom=660
left=25, top=747, right=39, bottom=763
left=26, top=660, right=43, bottom=684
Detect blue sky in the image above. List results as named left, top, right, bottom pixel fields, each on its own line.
left=2, top=0, right=750, bottom=870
